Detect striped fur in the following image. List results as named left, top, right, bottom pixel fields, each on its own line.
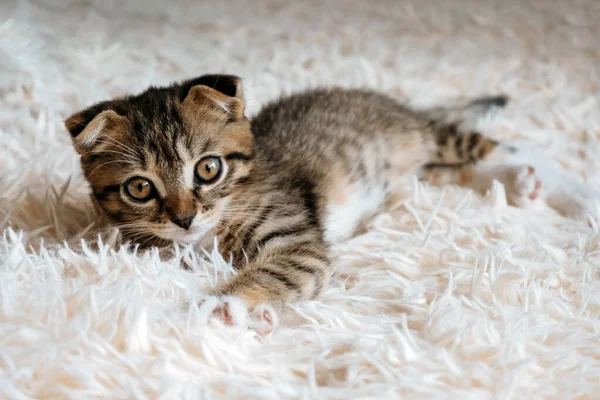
left=65, top=75, right=507, bottom=310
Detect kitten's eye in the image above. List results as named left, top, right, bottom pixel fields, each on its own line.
left=124, top=177, right=155, bottom=201
left=195, top=156, right=222, bottom=183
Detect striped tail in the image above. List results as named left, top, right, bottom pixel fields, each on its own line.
left=422, top=96, right=509, bottom=167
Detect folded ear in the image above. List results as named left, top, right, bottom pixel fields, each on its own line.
left=64, top=101, right=127, bottom=155
left=180, top=74, right=245, bottom=120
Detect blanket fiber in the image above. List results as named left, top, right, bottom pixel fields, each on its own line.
left=1, top=0, right=600, bottom=398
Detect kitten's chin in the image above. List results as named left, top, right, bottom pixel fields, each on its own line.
left=154, top=227, right=211, bottom=245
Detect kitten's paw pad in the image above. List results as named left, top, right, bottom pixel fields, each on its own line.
left=198, top=295, right=247, bottom=327
left=249, top=304, right=278, bottom=336
left=212, top=296, right=249, bottom=326
left=506, top=165, right=542, bottom=206
left=197, top=296, right=277, bottom=336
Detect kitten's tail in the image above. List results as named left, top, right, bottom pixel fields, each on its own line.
left=420, top=95, right=510, bottom=166
left=422, top=95, right=509, bottom=129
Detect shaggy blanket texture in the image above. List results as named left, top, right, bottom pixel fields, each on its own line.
left=1, top=0, right=600, bottom=398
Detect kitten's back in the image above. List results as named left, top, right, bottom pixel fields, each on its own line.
left=251, top=89, right=437, bottom=243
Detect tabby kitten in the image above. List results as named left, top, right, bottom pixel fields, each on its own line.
left=65, top=74, right=597, bottom=332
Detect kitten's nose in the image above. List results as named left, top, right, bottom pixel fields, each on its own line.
left=171, top=214, right=195, bottom=230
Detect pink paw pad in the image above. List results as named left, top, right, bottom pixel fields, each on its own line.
left=525, top=166, right=542, bottom=199
left=249, top=304, right=278, bottom=336
left=507, top=164, right=543, bottom=206
left=198, top=296, right=277, bottom=336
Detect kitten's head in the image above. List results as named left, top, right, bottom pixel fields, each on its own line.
left=65, top=75, right=254, bottom=245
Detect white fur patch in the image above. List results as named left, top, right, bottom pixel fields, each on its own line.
left=323, top=181, right=388, bottom=243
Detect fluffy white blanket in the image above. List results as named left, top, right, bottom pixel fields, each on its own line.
left=1, top=0, right=600, bottom=398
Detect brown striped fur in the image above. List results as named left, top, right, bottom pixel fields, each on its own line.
left=65, top=75, right=506, bottom=309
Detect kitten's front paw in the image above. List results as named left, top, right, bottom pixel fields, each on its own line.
left=198, top=295, right=278, bottom=336
left=248, top=304, right=277, bottom=336
left=505, top=165, right=543, bottom=207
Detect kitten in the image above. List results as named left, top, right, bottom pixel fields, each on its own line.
left=64, top=74, right=597, bottom=333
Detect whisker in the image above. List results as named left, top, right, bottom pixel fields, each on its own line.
left=91, top=149, right=139, bottom=161
left=87, top=160, right=130, bottom=178
left=97, top=136, right=140, bottom=159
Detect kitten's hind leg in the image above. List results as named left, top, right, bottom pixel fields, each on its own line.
left=421, top=95, right=545, bottom=209
left=421, top=158, right=544, bottom=209
left=423, top=142, right=600, bottom=224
